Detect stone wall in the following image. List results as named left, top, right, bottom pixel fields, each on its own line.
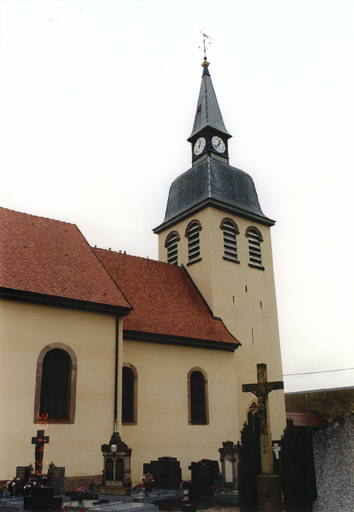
left=285, top=388, right=354, bottom=422
left=313, top=411, right=354, bottom=512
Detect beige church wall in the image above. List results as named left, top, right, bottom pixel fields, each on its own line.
left=157, top=207, right=286, bottom=440
left=121, top=339, right=239, bottom=484
left=0, top=299, right=118, bottom=481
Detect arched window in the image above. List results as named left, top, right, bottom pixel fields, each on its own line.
left=40, top=349, right=71, bottom=419
left=186, top=220, right=202, bottom=265
left=34, top=344, right=77, bottom=424
left=246, top=227, right=264, bottom=270
left=188, top=368, right=209, bottom=425
left=122, top=364, right=137, bottom=425
left=115, top=458, right=124, bottom=481
left=221, top=218, right=239, bottom=263
left=165, top=231, right=180, bottom=266
left=105, top=458, right=114, bottom=481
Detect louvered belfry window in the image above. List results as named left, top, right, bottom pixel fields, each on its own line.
left=247, top=228, right=263, bottom=268
left=221, top=219, right=238, bottom=262
left=187, top=221, right=201, bottom=264
left=166, top=231, right=179, bottom=266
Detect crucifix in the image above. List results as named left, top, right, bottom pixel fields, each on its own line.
left=32, top=430, right=49, bottom=475
left=242, top=363, right=283, bottom=475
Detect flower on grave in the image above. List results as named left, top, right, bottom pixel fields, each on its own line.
left=80, top=508, right=86, bottom=512
left=142, top=474, right=154, bottom=483
left=76, top=487, right=85, bottom=493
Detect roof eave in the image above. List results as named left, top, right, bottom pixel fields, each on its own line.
left=153, top=198, right=275, bottom=234
left=123, top=330, right=239, bottom=352
left=0, top=287, right=132, bottom=316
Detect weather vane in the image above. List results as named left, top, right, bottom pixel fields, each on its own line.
left=199, top=30, right=212, bottom=61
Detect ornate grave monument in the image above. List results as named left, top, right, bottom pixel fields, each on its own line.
left=218, top=441, right=240, bottom=491
left=242, top=363, right=284, bottom=512
left=100, top=432, right=132, bottom=496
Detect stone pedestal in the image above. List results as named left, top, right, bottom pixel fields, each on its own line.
left=257, top=475, right=282, bottom=512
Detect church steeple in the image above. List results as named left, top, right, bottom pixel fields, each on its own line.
left=188, top=59, right=232, bottom=164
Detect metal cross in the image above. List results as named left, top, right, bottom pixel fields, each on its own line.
left=31, top=430, right=49, bottom=475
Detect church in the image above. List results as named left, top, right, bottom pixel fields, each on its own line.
left=0, top=58, right=286, bottom=487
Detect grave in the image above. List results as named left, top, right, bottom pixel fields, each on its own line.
left=188, top=459, right=220, bottom=507
left=218, top=441, right=240, bottom=491
left=100, top=432, right=132, bottom=496
left=24, top=486, right=62, bottom=511
left=143, top=457, right=181, bottom=491
left=48, top=467, right=65, bottom=496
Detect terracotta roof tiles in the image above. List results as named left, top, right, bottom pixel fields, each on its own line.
left=94, top=248, right=240, bottom=347
left=0, top=207, right=131, bottom=310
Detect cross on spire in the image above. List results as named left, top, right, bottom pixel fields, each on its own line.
left=242, top=363, right=283, bottom=475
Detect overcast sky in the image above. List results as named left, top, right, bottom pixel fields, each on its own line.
left=1, top=0, right=354, bottom=394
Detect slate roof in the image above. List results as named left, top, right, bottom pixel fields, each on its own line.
left=286, top=410, right=328, bottom=428
left=188, top=62, right=231, bottom=140
left=94, top=248, right=240, bottom=349
left=0, top=207, right=131, bottom=312
left=155, top=156, right=274, bottom=230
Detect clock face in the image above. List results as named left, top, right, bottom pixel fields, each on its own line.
left=111, top=444, right=117, bottom=452
left=212, top=136, right=226, bottom=153
left=194, top=137, right=206, bottom=155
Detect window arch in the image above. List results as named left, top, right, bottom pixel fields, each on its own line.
left=122, top=364, right=138, bottom=425
left=187, top=368, right=209, bottom=425
left=220, top=218, right=239, bottom=263
left=165, top=231, right=180, bottom=266
left=185, top=220, right=202, bottom=265
left=246, top=227, right=264, bottom=270
left=34, top=343, right=77, bottom=424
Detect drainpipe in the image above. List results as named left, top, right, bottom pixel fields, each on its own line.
left=114, top=316, right=123, bottom=432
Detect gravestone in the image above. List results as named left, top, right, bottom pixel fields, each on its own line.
left=48, top=467, right=65, bottom=496
left=16, top=467, right=29, bottom=492
left=188, top=459, right=220, bottom=506
left=24, top=487, right=62, bottom=511
left=218, top=441, right=240, bottom=491
left=143, top=457, right=181, bottom=490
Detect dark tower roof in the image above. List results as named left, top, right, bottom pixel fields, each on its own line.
left=153, top=61, right=275, bottom=234
left=188, top=61, right=231, bottom=141
left=154, top=157, right=274, bottom=233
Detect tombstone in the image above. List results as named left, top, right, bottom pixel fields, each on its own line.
left=100, top=431, right=132, bottom=496
left=48, top=467, right=65, bottom=496
left=218, top=441, right=240, bottom=491
left=24, top=487, right=62, bottom=511
left=143, top=457, right=182, bottom=490
left=188, top=459, right=220, bottom=506
left=16, top=467, right=29, bottom=492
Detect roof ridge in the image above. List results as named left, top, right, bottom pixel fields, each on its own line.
left=0, top=206, right=75, bottom=227
left=93, top=247, right=181, bottom=269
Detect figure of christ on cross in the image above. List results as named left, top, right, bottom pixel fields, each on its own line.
left=242, top=363, right=283, bottom=475
left=32, top=430, right=49, bottom=475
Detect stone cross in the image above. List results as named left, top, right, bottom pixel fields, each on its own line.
left=272, top=442, right=281, bottom=460
left=242, top=363, right=283, bottom=475
left=32, top=430, right=49, bottom=475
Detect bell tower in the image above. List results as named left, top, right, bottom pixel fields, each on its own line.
left=153, top=60, right=286, bottom=439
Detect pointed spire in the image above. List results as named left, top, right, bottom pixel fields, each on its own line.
left=188, top=60, right=231, bottom=141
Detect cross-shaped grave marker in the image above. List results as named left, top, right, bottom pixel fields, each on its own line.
left=32, top=430, right=49, bottom=475
left=242, top=363, right=283, bottom=475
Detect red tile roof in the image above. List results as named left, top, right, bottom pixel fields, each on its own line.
left=0, top=207, right=131, bottom=311
left=286, top=410, right=328, bottom=428
left=94, top=248, right=240, bottom=347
